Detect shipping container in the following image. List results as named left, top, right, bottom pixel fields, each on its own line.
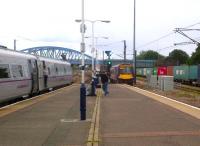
left=136, top=68, right=143, bottom=76
left=143, top=68, right=147, bottom=76
left=198, top=65, right=200, bottom=84
left=146, top=68, right=153, bottom=76
left=173, top=65, right=189, bottom=81
left=143, top=68, right=152, bottom=76
left=167, top=66, right=174, bottom=76
left=152, top=67, right=157, bottom=75
left=189, top=65, right=198, bottom=81
left=157, top=66, right=167, bottom=76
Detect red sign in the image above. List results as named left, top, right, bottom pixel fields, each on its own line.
left=157, top=67, right=167, bottom=76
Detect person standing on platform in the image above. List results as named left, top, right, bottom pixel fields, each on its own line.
left=100, top=71, right=109, bottom=96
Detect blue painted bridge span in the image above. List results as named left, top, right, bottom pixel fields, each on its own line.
left=21, top=46, right=156, bottom=68
left=21, top=46, right=92, bottom=65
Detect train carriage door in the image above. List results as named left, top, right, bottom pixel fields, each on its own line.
left=42, top=61, right=48, bottom=88
left=28, top=59, right=39, bottom=94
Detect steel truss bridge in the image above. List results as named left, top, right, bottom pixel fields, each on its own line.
left=21, top=46, right=92, bottom=65
left=21, top=46, right=155, bottom=68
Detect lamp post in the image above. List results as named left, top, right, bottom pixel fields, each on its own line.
left=133, top=0, right=136, bottom=85
left=85, top=36, right=109, bottom=70
left=94, top=37, right=109, bottom=61
left=79, top=0, right=86, bottom=120
left=84, top=36, right=108, bottom=96
left=75, top=19, right=110, bottom=76
left=76, top=19, right=110, bottom=96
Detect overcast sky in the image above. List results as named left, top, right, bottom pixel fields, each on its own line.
left=0, top=0, right=200, bottom=59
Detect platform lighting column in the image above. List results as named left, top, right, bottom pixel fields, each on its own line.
left=85, top=35, right=109, bottom=96
left=94, top=37, right=108, bottom=68
left=90, top=20, right=110, bottom=75
left=87, top=20, right=110, bottom=96
left=90, top=23, right=96, bottom=97
left=14, top=39, right=16, bottom=51
left=91, top=22, right=95, bottom=76
left=75, top=20, right=110, bottom=74
left=133, top=0, right=136, bottom=84
left=80, top=0, right=86, bottom=120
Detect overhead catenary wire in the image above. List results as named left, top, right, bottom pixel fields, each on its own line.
left=184, top=22, right=200, bottom=29
left=157, top=45, right=175, bottom=51
left=103, top=22, right=200, bottom=59
left=136, top=32, right=174, bottom=50
left=114, top=53, right=124, bottom=58
left=127, top=21, right=200, bottom=54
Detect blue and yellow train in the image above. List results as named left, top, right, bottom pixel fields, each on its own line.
left=110, top=64, right=134, bottom=85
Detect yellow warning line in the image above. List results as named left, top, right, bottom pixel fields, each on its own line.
left=87, top=89, right=102, bottom=146
left=0, top=85, right=76, bottom=118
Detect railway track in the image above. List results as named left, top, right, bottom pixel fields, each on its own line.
left=136, top=78, right=200, bottom=94
left=174, top=83, right=200, bottom=94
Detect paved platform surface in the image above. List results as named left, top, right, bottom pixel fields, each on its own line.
left=0, top=84, right=95, bottom=146
left=100, top=84, right=200, bottom=146
left=1, top=84, right=200, bottom=146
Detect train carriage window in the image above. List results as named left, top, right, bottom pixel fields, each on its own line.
left=55, top=64, right=58, bottom=75
left=120, top=66, right=132, bottom=74
left=11, top=65, right=24, bottom=78
left=0, top=64, right=11, bottom=78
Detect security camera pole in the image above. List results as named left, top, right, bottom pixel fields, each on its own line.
left=80, top=0, right=86, bottom=120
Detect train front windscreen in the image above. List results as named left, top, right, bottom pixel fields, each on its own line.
left=120, top=66, right=133, bottom=74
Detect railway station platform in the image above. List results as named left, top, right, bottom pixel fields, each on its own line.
left=0, top=84, right=96, bottom=146
left=99, top=84, right=200, bottom=146
left=0, top=84, right=200, bottom=146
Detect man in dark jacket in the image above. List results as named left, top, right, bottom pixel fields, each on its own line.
left=100, top=72, right=109, bottom=96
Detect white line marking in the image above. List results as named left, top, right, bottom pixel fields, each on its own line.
left=60, top=119, right=91, bottom=123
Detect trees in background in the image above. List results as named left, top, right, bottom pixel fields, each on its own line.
left=167, top=49, right=189, bottom=65
left=137, top=46, right=200, bottom=66
left=137, top=50, right=165, bottom=60
left=137, top=49, right=191, bottom=66
left=137, top=45, right=200, bottom=66
left=190, top=46, right=200, bottom=65
left=137, top=50, right=165, bottom=66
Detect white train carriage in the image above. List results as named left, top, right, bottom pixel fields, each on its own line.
left=37, top=57, right=72, bottom=91
left=0, top=49, right=38, bottom=102
left=0, top=48, right=72, bottom=103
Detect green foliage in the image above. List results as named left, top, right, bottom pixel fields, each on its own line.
left=137, top=50, right=164, bottom=60
left=167, top=49, right=189, bottom=65
left=190, top=46, right=200, bottom=65
left=136, top=48, right=200, bottom=66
